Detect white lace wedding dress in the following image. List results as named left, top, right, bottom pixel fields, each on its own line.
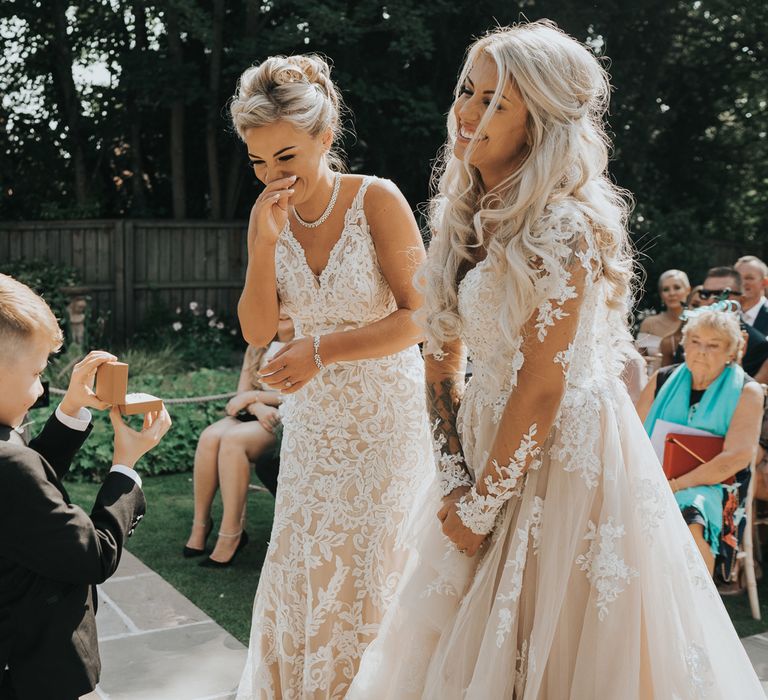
left=349, top=200, right=765, bottom=699
left=236, top=177, right=434, bottom=699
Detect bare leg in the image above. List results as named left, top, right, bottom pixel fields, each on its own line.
left=689, top=523, right=715, bottom=575
left=209, top=422, right=276, bottom=562
left=185, top=418, right=239, bottom=550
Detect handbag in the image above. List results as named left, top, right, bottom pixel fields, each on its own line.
left=662, top=432, right=732, bottom=484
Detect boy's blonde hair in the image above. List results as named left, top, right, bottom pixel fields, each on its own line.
left=0, top=274, right=63, bottom=362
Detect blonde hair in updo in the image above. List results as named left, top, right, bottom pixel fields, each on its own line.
left=229, top=54, right=346, bottom=170
left=417, top=20, right=634, bottom=354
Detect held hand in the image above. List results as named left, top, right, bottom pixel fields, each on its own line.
left=247, top=175, right=297, bottom=250
left=438, top=485, right=472, bottom=516
left=111, top=406, right=172, bottom=468
left=439, top=500, right=487, bottom=557
left=60, top=350, right=118, bottom=416
left=226, top=392, right=257, bottom=417
left=252, top=403, right=281, bottom=433
left=258, top=337, right=319, bottom=394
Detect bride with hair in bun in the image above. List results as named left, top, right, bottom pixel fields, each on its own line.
left=350, top=21, right=764, bottom=699
left=229, top=53, right=434, bottom=698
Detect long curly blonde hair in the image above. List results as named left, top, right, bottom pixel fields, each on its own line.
left=417, top=21, right=634, bottom=354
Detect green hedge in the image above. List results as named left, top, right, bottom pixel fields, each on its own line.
left=31, top=368, right=240, bottom=482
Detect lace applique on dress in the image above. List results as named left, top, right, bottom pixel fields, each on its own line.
left=456, top=425, right=539, bottom=535
left=530, top=496, right=544, bottom=556
left=495, top=520, right=532, bottom=647
left=551, top=389, right=602, bottom=489
left=683, top=542, right=716, bottom=596
left=515, top=639, right=530, bottom=698
left=576, top=517, right=638, bottom=621
left=633, top=477, right=667, bottom=540
left=684, top=642, right=714, bottom=699
left=433, top=428, right=472, bottom=497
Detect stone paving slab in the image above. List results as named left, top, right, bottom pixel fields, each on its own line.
left=100, top=572, right=209, bottom=633
left=95, top=590, right=134, bottom=639
left=83, top=550, right=246, bottom=700
left=743, top=633, right=768, bottom=697
left=97, top=622, right=243, bottom=699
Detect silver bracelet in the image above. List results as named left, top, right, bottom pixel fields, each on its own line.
left=313, top=335, right=326, bottom=370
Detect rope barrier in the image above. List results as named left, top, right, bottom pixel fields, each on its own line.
left=48, top=387, right=237, bottom=404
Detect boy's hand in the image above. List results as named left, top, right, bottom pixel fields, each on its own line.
left=60, top=351, right=118, bottom=417
left=110, top=406, right=172, bottom=468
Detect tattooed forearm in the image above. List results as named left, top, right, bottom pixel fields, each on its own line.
left=427, top=377, right=465, bottom=459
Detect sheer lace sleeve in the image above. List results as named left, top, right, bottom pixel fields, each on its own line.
left=456, top=211, right=597, bottom=535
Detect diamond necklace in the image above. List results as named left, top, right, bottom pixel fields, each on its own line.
left=293, top=173, right=341, bottom=229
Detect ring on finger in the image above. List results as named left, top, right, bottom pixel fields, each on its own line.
left=285, top=380, right=293, bottom=388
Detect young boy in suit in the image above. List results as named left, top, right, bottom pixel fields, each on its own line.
left=0, top=274, right=172, bottom=700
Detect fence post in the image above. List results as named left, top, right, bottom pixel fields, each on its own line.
left=113, top=220, right=126, bottom=345
left=123, top=220, right=135, bottom=342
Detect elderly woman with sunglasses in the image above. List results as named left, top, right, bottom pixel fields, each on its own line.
left=636, top=304, right=763, bottom=576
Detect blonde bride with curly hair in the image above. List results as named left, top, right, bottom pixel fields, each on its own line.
left=230, top=54, right=433, bottom=698
left=350, top=20, right=763, bottom=699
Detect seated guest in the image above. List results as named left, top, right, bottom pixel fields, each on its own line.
left=698, top=266, right=768, bottom=383
left=735, top=255, right=768, bottom=334
left=183, top=315, right=294, bottom=567
left=636, top=306, right=763, bottom=575
left=0, top=274, right=171, bottom=699
left=636, top=269, right=691, bottom=363
left=660, top=285, right=702, bottom=367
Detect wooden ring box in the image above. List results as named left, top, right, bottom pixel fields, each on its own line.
left=95, top=361, right=164, bottom=415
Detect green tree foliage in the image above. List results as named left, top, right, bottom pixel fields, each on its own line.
left=0, top=1, right=766, bottom=302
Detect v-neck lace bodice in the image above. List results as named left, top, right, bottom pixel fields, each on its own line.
left=276, top=176, right=397, bottom=338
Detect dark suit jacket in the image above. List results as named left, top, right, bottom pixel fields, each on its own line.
left=743, top=323, right=768, bottom=378
left=0, top=412, right=145, bottom=700
left=752, top=303, right=768, bottom=336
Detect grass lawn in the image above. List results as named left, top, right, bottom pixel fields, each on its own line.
left=66, top=472, right=768, bottom=642
left=65, top=471, right=274, bottom=645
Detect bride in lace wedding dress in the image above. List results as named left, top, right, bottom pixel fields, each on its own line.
left=350, top=22, right=764, bottom=699
left=230, top=55, right=433, bottom=699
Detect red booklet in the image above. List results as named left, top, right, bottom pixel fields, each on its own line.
left=662, top=433, right=732, bottom=484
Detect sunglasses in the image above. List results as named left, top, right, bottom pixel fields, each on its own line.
left=697, top=288, right=742, bottom=300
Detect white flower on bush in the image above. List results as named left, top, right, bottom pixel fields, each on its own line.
left=172, top=321, right=183, bottom=331
left=216, top=322, right=224, bottom=329
left=206, top=308, right=215, bottom=318
left=230, top=329, right=237, bottom=336
left=175, top=306, right=181, bottom=314
left=208, top=319, right=216, bottom=328
left=189, top=301, right=199, bottom=311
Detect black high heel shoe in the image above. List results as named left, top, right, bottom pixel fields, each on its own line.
left=199, top=530, right=249, bottom=568
left=182, top=518, right=215, bottom=558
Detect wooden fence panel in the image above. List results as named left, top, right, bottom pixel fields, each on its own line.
left=0, top=220, right=248, bottom=344
left=4, top=219, right=766, bottom=345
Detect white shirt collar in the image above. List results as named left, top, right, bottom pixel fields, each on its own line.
left=743, top=295, right=767, bottom=325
